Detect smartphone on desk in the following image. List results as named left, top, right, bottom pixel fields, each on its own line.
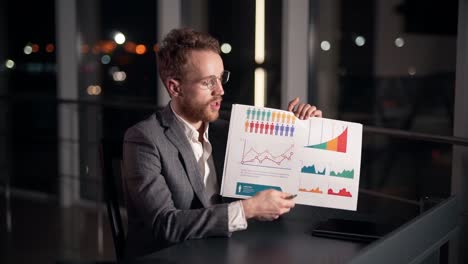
left=311, top=218, right=391, bottom=243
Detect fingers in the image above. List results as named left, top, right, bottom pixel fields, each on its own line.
left=249, top=190, right=296, bottom=221
left=287, top=97, right=300, bottom=112
left=282, top=199, right=295, bottom=209
left=288, top=97, right=322, bottom=119
left=304, top=105, right=316, bottom=118
left=303, top=106, right=322, bottom=118
left=295, top=104, right=308, bottom=119
left=257, top=207, right=290, bottom=221
left=257, top=215, right=279, bottom=221
left=312, top=109, right=322, bottom=117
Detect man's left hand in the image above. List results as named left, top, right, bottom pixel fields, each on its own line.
left=287, top=97, right=322, bottom=119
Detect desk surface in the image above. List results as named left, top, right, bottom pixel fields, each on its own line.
left=130, top=217, right=366, bottom=264
left=127, top=194, right=422, bottom=264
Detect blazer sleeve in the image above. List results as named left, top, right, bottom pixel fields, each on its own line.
left=123, top=125, right=231, bottom=248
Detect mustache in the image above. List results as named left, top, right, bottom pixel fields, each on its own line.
left=208, top=96, right=223, bottom=104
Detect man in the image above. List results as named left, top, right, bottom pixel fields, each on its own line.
left=122, top=28, right=322, bottom=258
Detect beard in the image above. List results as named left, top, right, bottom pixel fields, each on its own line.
left=179, top=96, right=222, bottom=123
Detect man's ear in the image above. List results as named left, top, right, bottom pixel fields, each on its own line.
left=166, top=78, right=183, bottom=97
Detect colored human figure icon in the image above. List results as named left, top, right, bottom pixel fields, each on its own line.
left=246, top=108, right=251, bottom=120
left=265, top=123, right=270, bottom=134
left=280, top=124, right=284, bottom=136
left=250, top=121, right=254, bottom=133
left=266, top=110, right=271, bottom=122
left=285, top=125, right=290, bottom=136
left=275, top=124, right=279, bottom=135
left=286, top=115, right=291, bottom=124
left=270, top=123, right=274, bottom=135
left=292, top=115, right=296, bottom=124
left=260, top=122, right=264, bottom=134
left=245, top=120, right=249, bottom=132
left=281, top=113, right=286, bottom=123
left=290, top=125, right=295, bottom=137
left=252, top=108, right=256, bottom=120
left=261, top=110, right=266, bottom=121
left=255, top=121, right=259, bottom=133
left=256, top=110, right=261, bottom=121
left=272, top=112, right=276, bottom=122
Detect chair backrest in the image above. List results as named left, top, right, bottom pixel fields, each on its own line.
left=99, top=139, right=126, bottom=261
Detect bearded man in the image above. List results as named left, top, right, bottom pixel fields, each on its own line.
left=122, top=28, right=322, bottom=259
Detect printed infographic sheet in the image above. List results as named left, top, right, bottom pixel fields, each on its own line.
left=220, top=104, right=363, bottom=210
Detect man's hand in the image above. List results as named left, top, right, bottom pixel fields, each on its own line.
left=288, top=97, right=322, bottom=119
left=241, top=189, right=295, bottom=221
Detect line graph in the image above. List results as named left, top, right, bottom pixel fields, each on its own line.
left=240, top=139, right=294, bottom=169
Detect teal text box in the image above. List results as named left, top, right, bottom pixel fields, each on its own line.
left=236, top=182, right=282, bottom=196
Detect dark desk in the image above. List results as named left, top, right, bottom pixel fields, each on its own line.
left=126, top=195, right=458, bottom=264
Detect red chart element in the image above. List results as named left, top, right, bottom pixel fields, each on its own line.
left=327, top=188, right=352, bottom=197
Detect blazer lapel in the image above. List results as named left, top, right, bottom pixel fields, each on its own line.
left=210, top=121, right=228, bottom=184
left=159, top=104, right=209, bottom=207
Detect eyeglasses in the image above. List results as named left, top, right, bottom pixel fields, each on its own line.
left=199, top=70, right=230, bottom=90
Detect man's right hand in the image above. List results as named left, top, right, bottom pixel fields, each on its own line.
left=241, top=189, right=295, bottom=221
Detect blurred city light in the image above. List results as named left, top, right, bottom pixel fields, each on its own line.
left=255, top=0, right=265, bottom=64
left=32, top=44, right=39, bottom=53
left=81, top=44, right=90, bottom=54
left=135, top=44, right=147, bottom=55
left=320, top=41, right=331, bottom=51
left=221, top=43, right=232, bottom=54
left=101, top=55, right=111, bottom=64
left=254, top=67, right=266, bottom=107
left=124, top=42, right=136, bottom=53
left=5, top=59, right=15, bottom=69
left=24, top=44, right=33, bottom=55
left=355, top=36, right=365, bottom=46
left=45, top=44, right=55, bottom=53
left=114, top=32, right=126, bottom=44
left=113, top=71, right=127, bottom=82
left=87, top=85, right=102, bottom=96
left=395, top=37, right=405, bottom=48
left=153, top=44, right=159, bottom=53
left=101, top=41, right=117, bottom=53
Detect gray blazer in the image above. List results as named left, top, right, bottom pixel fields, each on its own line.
left=122, top=103, right=231, bottom=259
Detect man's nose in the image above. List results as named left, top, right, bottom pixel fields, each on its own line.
left=212, top=80, right=224, bottom=96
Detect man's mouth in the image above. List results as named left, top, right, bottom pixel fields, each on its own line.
left=209, top=98, right=222, bottom=110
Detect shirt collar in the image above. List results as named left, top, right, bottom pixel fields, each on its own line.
left=170, top=102, right=210, bottom=142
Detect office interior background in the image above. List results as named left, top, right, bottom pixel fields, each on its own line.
left=1, top=0, right=467, bottom=263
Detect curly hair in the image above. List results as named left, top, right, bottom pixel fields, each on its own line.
left=157, top=28, right=220, bottom=84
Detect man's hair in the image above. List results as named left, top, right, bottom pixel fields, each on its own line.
left=157, top=28, right=220, bottom=83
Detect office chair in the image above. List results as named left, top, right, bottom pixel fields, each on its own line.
left=99, top=139, right=126, bottom=262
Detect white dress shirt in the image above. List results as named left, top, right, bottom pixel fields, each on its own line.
left=171, top=105, right=248, bottom=232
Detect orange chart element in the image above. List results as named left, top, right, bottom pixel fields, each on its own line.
left=299, top=187, right=323, bottom=194
left=305, top=127, right=348, bottom=153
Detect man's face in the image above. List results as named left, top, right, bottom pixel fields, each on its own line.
left=174, top=50, right=225, bottom=124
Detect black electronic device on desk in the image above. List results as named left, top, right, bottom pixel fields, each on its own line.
left=312, top=218, right=392, bottom=243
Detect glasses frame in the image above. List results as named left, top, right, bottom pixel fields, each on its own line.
left=177, top=70, right=230, bottom=91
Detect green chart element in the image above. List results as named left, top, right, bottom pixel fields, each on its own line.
left=236, top=182, right=282, bottom=196
left=309, top=142, right=327, bottom=150
left=301, top=165, right=326, bottom=175
left=330, top=169, right=354, bottom=179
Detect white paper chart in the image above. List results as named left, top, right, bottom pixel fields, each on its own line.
left=220, top=104, right=363, bottom=210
